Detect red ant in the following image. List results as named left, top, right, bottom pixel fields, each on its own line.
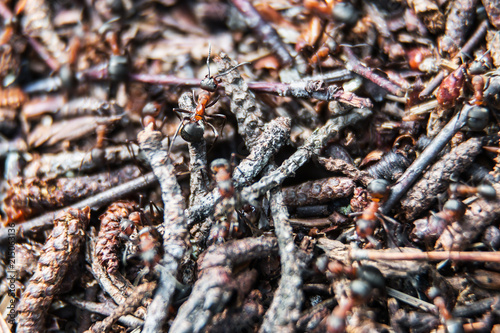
left=327, top=264, right=385, bottom=333
left=352, top=179, right=399, bottom=248
left=208, top=157, right=253, bottom=244
left=169, top=46, right=248, bottom=153
left=410, top=198, right=466, bottom=245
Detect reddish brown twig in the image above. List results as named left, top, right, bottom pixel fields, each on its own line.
left=95, top=201, right=138, bottom=274
left=17, top=207, right=90, bottom=332
left=3, top=165, right=140, bottom=223
left=350, top=249, right=500, bottom=263
left=343, top=47, right=404, bottom=97
left=88, top=227, right=139, bottom=308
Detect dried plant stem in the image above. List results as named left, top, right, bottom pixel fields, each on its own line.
left=248, top=81, right=373, bottom=108
left=229, top=0, right=293, bottom=65
left=216, top=53, right=267, bottom=148
left=343, top=47, right=404, bottom=96
left=400, top=137, right=483, bottom=220
left=137, top=124, right=188, bottom=333
left=88, top=228, right=138, bottom=310
left=88, top=281, right=156, bottom=333
left=260, top=186, right=303, bottom=332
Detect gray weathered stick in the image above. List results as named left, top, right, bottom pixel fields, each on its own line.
left=138, top=124, right=189, bottom=333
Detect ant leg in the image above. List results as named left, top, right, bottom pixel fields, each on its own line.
left=207, top=113, right=226, bottom=139
left=205, top=121, right=220, bottom=154
left=205, top=92, right=220, bottom=108
left=168, top=118, right=189, bottom=156
left=158, top=114, right=169, bottom=132
left=205, top=121, right=219, bottom=144
left=192, top=89, right=197, bottom=105
left=173, top=108, right=194, bottom=119
left=377, top=215, right=401, bottom=251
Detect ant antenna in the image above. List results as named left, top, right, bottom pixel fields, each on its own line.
left=214, top=62, right=250, bottom=79
left=207, top=43, right=212, bottom=78
left=339, top=43, right=370, bottom=48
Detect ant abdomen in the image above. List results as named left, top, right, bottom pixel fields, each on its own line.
left=181, top=122, right=205, bottom=142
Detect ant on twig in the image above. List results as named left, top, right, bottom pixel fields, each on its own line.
left=352, top=179, right=401, bottom=248
left=168, top=46, right=248, bottom=154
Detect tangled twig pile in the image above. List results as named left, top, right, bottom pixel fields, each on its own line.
left=1, top=0, right=500, bottom=332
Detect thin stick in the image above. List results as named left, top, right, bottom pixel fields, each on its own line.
left=187, top=117, right=291, bottom=227
left=260, top=184, right=303, bottom=332
left=343, top=47, right=404, bottom=97
left=66, top=297, right=144, bottom=327
left=350, top=249, right=500, bottom=263
left=248, top=81, right=373, bottom=108
left=0, top=172, right=158, bottom=244
left=386, top=287, right=438, bottom=313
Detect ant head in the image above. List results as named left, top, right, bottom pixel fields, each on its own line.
left=467, top=106, right=489, bottom=131
left=120, top=218, right=136, bottom=237
left=200, top=42, right=218, bottom=92
left=181, top=122, right=204, bottom=142
left=356, top=265, right=385, bottom=290
left=443, top=199, right=466, bottom=219
left=478, top=184, right=496, bottom=200
left=200, top=75, right=220, bottom=92
left=350, top=279, right=373, bottom=301
left=210, top=158, right=230, bottom=175
left=367, top=179, right=391, bottom=202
